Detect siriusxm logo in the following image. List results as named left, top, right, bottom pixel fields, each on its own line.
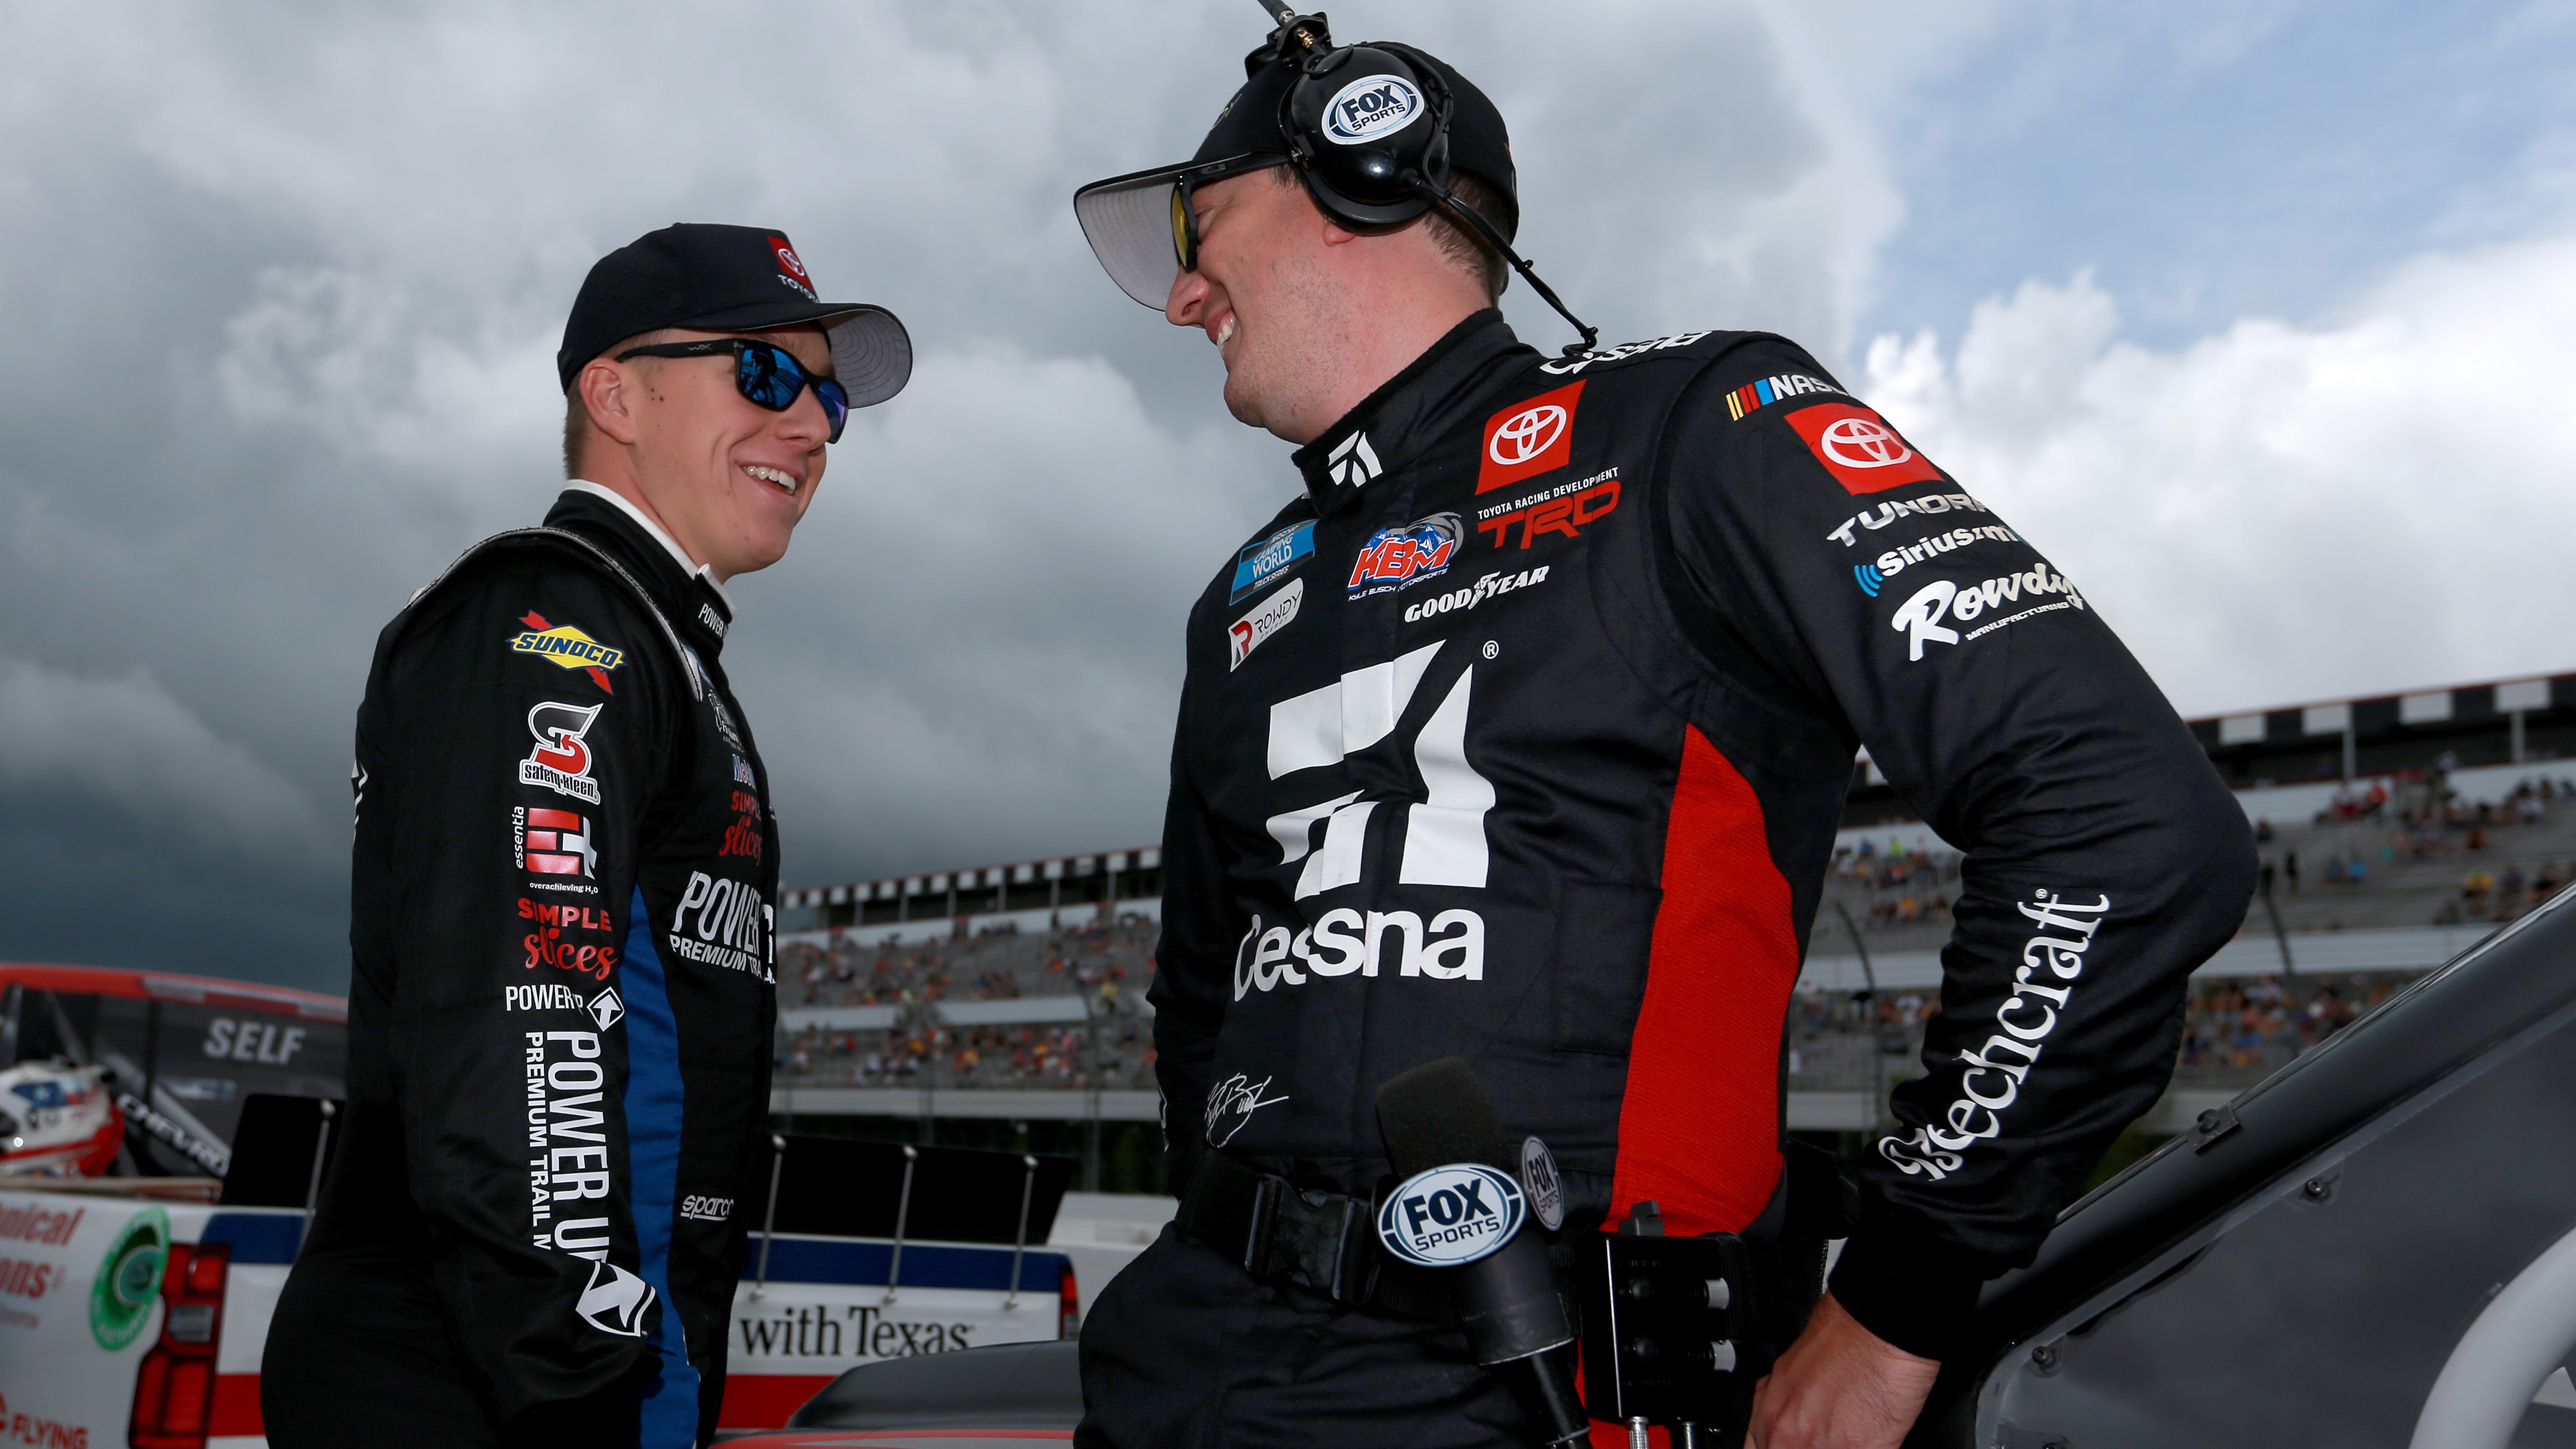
left=1232, top=521, right=1317, bottom=605
left=1855, top=563, right=1887, bottom=597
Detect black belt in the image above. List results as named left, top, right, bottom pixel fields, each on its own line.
left=1175, top=1151, right=1457, bottom=1320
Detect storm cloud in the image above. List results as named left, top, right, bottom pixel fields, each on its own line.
left=0, top=1, right=2565, bottom=991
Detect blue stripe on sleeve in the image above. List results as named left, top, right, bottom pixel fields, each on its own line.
left=622, top=885, right=699, bottom=1447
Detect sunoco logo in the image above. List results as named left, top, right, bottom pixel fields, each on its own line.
left=1323, top=74, right=1423, bottom=145
left=1374, top=1162, right=1525, bottom=1267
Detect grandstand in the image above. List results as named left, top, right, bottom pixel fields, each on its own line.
left=773, top=669, right=2574, bottom=1165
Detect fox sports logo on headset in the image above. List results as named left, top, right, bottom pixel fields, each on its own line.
left=1323, top=74, right=1423, bottom=145
left=1374, top=1162, right=1527, bottom=1267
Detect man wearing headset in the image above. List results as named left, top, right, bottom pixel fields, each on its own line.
left=1070, top=16, right=2251, bottom=1449
left=263, top=224, right=908, bottom=1449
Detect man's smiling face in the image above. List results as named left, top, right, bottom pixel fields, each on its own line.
left=1164, top=168, right=1346, bottom=441
left=623, top=322, right=833, bottom=578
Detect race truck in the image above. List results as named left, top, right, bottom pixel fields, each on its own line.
left=0, top=962, right=1103, bottom=1448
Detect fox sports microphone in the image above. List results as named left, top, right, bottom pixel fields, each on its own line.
left=1375, top=1058, right=1590, bottom=1449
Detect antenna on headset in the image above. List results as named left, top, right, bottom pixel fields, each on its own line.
left=1250, top=2, right=1331, bottom=58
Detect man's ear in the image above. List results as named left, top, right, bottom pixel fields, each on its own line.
left=579, top=358, right=644, bottom=447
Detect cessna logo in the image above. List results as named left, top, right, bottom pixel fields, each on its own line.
left=1375, top=1162, right=1526, bottom=1266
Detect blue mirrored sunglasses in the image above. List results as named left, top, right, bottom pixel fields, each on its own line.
left=614, top=338, right=849, bottom=443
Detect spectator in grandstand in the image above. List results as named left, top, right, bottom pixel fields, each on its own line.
left=268, top=226, right=909, bottom=1449
left=1068, top=18, right=2254, bottom=1449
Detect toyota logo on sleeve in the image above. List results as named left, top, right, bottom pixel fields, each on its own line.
left=1477, top=381, right=1586, bottom=493
left=1818, top=416, right=1913, bottom=468
left=1783, top=402, right=1947, bottom=495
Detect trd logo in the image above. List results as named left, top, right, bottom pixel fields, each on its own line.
left=1474, top=480, right=1620, bottom=550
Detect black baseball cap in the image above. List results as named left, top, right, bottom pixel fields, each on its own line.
left=556, top=223, right=911, bottom=405
left=1072, top=35, right=1517, bottom=309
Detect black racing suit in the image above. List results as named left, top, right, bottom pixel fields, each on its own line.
left=1079, top=311, right=2253, bottom=1446
left=266, top=487, right=779, bottom=1449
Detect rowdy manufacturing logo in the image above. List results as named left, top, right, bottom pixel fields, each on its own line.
left=521, top=701, right=605, bottom=803
left=1347, top=513, right=1463, bottom=597
left=1323, top=74, right=1422, bottom=144
left=1888, top=567, right=2087, bottom=660
left=1232, top=521, right=1317, bottom=605
left=1374, top=1163, right=1527, bottom=1267
left=1229, top=576, right=1304, bottom=671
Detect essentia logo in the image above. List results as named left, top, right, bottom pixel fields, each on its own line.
left=1323, top=73, right=1423, bottom=145
left=1347, top=512, right=1462, bottom=599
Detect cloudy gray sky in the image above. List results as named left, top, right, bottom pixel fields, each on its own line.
left=4, top=0, right=2572, bottom=992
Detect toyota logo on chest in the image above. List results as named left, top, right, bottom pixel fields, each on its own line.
left=1476, top=380, right=1586, bottom=493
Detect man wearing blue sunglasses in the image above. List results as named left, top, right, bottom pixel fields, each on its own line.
left=264, top=224, right=908, bottom=1449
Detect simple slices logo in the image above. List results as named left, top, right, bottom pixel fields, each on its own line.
left=1784, top=403, right=1946, bottom=495
left=520, top=701, right=604, bottom=804
left=1347, top=513, right=1463, bottom=599
left=1229, top=577, right=1304, bottom=671
left=511, top=612, right=621, bottom=693
left=1476, top=381, right=1584, bottom=494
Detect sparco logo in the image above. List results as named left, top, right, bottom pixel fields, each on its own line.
left=1374, top=1162, right=1525, bottom=1266
left=1880, top=889, right=2109, bottom=1181
left=1489, top=403, right=1567, bottom=467
left=1323, top=74, right=1422, bottom=144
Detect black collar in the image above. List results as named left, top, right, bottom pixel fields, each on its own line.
left=542, top=489, right=735, bottom=659
left=1289, top=310, right=1539, bottom=516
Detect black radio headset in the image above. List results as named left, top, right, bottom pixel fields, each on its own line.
left=1194, top=4, right=1602, bottom=356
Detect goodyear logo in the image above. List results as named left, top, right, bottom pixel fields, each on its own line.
left=512, top=625, right=624, bottom=673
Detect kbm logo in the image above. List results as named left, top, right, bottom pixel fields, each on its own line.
left=1374, top=1162, right=1527, bottom=1267
left=1323, top=73, right=1423, bottom=145
left=1347, top=512, right=1462, bottom=598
